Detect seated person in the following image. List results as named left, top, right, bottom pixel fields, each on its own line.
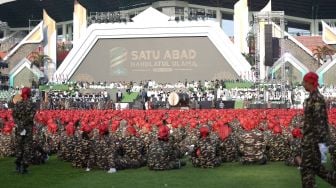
left=147, top=125, right=184, bottom=170
left=191, top=126, right=221, bottom=168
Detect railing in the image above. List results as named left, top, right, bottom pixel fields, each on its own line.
left=88, top=11, right=132, bottom=25
left=0, top=31, right=27, bottom=52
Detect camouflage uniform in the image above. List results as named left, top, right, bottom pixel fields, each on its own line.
left=12, top=99, right=37, bottom=173
left=238, top=130, right=267, bottom=165
left=219, top=134, right=238, bottom=162
left=31, top=128, right=48, bottom=165
left=147, top=138, right=182, bottom=170
left=0, top=132, right=15, bottom=158
left=57, top=132, right=67, bottom=160
left=117, top=135, right=146, bottom=169
left=72, top=132, right=95, bottom=169
left=301, top=90, right=336, bottom=188
left=267, top=133, right=290, bottom=161
left=191, top=136, right=222, bottom=168
left=329, top=126, right=336, bottom=170
left=170, top=127, right=188, bottom=157
left=94, top=134, right=110, bottom=170
left=285, top=137, right=302, bottom=166
left=140, top=132, right=154, bottom=153
left=58, top=132, right=75, bottom=162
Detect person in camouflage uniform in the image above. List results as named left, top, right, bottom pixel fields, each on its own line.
left=0, top=132, right=14, bottom=158
left=329, top=125, right=336, bottom=170
left=117, top=125, right=147, bottom=170
left=139, top=123, right=154, bottom=153
left=285, top=127, right=303, bottom=167
left=217, top=124, right=237, bottom=162
left=300, top=72, right=336, bottom=188
left=31, top=124, right=48, bottom=165
left=168, top=124, right=188, bottom=155
left=266, top=125, right=290, bottom=161
left=94, top=125, right=111, bottom=171
left=147, top=125, right=183, bottom=170
left=72, top=124, right=95, bottom=171
left=0, top=118, right=15, bottom=158
left=238, top=129, right=267, bottom=165
left=58, top=122, right=75, bottom=162
left=12, top=87, right=37, bottom=174
left=219, top=134, right=238, bottom=162
left=191, top=126, right=221, bottom=168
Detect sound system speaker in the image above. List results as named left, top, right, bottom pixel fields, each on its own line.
left=260, top=103, right=268, bottom=109
left=264, top=24, right=274, bottom=66
left=248, top=103, right=259, bottom=109
left=249, top=103, right=268, bottom=109
left=199, top=101, right=212, bottom=109
left=132, top=101, right=144, bottom=110
left=215, top=101, right=235, bottom=109
left=272, top=37, right=280, bottom=60
left=270, top=103, right=280, bottom=109
left=224, top=101, right=235, bottom=109
left=279, top=103, right=289, bottom=109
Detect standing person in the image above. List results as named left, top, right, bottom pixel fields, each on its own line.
left=12, top=87, right=37, bottom=174
left=300, top=72, right=336, bottom=187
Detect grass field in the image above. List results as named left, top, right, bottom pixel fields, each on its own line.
left=0, top=156, right=332, bottom=188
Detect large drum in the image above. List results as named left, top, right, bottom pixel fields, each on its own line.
left=168, top=92, right=189, bottom=107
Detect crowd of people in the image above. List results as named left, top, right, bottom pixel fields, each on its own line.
left=3, top=78, right=334, bottom=111
left=1, top=105, right=310, bottom=173
left=1, top=72, right=336, bottom=187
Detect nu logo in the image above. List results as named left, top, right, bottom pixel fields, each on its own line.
left=110, top=47, right=128, bottom=75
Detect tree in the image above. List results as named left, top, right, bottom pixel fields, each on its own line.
left=312, top=45, right=336, bottom=66
left=27, top=52, right=52, bottom=87
left=28, top=51, right=52, bottom=70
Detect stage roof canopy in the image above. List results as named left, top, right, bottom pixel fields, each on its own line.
left=0, top=0, right=336, bottom=28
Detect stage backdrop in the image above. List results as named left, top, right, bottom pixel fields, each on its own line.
left=71, top=36, right=238, bottom=82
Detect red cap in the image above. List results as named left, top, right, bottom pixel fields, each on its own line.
left=82, top=124, right=93, bottom=133
left=292, top=128, right=303, bottom=138
left=21, top=87, right=31, bottom=100
left=65, top=123, right=75, bottom=136
left=199, top=126, right=209, bottom=139
left=158, top=125, right=169, bottom=140
left=273, top=125, right=282, bottom=134
left=303, top=72, right=319, bottom=90
left=217, top=125, right=231, bottom=141
left=126, top=126, right=137, bottom=136
left=98, top=125, right=108, bottom=135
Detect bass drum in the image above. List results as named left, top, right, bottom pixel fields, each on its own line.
left=168, top=92, right=179, bottom=106
left=168, top=92, right=189, bottom=107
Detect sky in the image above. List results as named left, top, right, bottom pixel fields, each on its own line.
left=221, top=19, right=310, bottom=37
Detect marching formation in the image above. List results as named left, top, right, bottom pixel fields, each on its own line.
left=2, top=106, right=336, bottom=174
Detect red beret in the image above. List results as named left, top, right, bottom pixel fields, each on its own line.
left=158, top=125, right=169, bottom=140
left=98, top=125, right=108, bottom=135
left=199, top=126, right=209, bottom=139
left=273, top=125, right=282, bottom=134
left=126, top=126, right=137, bottom=136
left=303, top=72, right=319, bottom=89
left=21, top=87, right=31, bottom=100
left=292, top=128, right=303, bottom=138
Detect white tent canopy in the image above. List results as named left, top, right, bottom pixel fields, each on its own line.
left=0, top=0, right=15, bottom=5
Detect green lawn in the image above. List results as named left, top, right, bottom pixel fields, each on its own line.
left=234, top=100, right=244, bottom=109
left=0, top=156, right=332, bottom=188
left=121, top=92, right=139, bottom=103
left=225, top=82, right=253, bottom=89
